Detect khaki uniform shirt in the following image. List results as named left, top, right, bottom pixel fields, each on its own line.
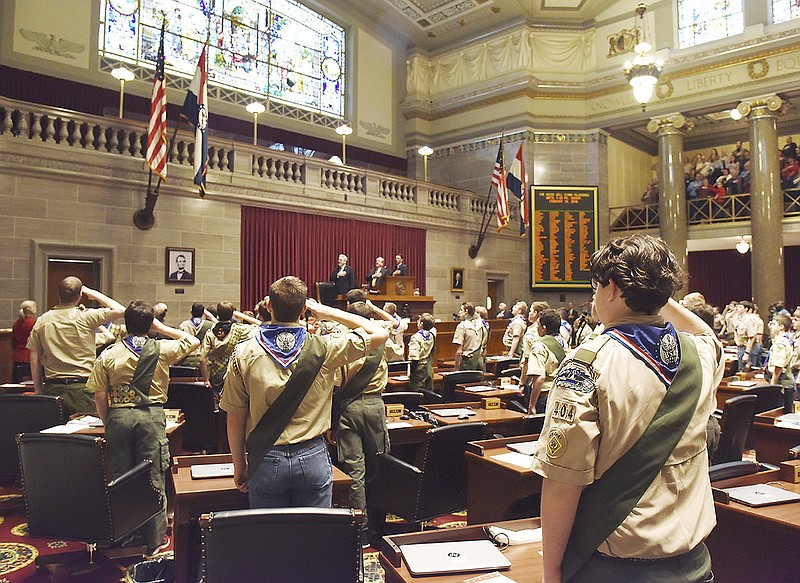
left=385, top=316, right=408, bottom=362
left=87, top=335, right=197, bottom=406
left=408, top=328, right=436, bottom=362
left=453, top=318, right=482, bottom=357
left=733, top=313, right=755, bottom=346
left=336, top=348, right=389, bottom=397
left=768, top=333, right=793, bottom=376
left=179, top=318, right=212, bottom=355
left=503, top=315, right=527, bottom=348
left=532, top=323, right=724, bottom=559
left=27, top=305, right=114, bottom=379
left=200, top=323, right=257, bottom=380
left=521, top=324, right=541, bottom=359
left=526, top=335, right=569, bottom=392
left=220, top=326, right=369, bottom=445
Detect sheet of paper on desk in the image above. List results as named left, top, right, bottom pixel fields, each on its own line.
left=387, top=421, right=413, bottom=429
left=41, top=424, right=84, bottom=434
left=728, top=381, right=757, bottom=387
left=463, top=572, right=518, bottom=583
left=67, top=415, right=103, bottom=427
left=392, top=375, right=410, bottom=381
left=432, top=408, right=476, bottom=417
left=491, top=452, right=534, bottom=469
left=166, top=421, right=181, bottom=430
left=776, top=413, right=800, bottom=428
left=464, top=386, right=497, bottom=392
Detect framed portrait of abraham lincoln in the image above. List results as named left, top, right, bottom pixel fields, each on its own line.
left=166, top=247, right=195, bottom=284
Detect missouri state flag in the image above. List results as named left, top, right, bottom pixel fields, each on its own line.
left=182, top=45, right=208, bottom=197
left=506, top=143, right=528, bottom=236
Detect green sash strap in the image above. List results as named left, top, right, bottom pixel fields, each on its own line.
left=246, top=335, right=326, bottom=479
left=333, top=345, right=386, bottom=425
left=539, top=335, right=567, bottom=364
left=129, top=337, right=160, bottom=406
left=561, top=332, right=703, bottom=582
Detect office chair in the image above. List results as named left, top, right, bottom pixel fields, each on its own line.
left=743, top=384, right=783, bottom=414
left=712, top=394, right=758, bottom=464
left=387, top=360, right=411, bottom=374
left=0, top=394, right=64, bottom=485
left=17, top=433, right=161, bottom=572
left=201, top=508, right=364, bottom=583
left=493, top=358, right=519, bottom=377
left=425, top=370, right=484, bottom=403
left=369, top=422, right=486, bottom=527
left=169, top=364, right=200, bottom=378
left=382, top=391, right=425, bottom=411
left=499, top=366, right=521, bottom=379
left=708, top=460, right=761, bottom=482
left=315, top=281, right=338, bottom=306
left=166, top=383, right=218, bottom=453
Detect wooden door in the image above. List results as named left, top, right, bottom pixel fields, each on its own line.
left=46, top=259, right=99, bottom=309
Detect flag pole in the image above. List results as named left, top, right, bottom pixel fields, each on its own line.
left=469, top=131, right=504, bottom=258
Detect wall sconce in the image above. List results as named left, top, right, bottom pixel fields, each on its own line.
left=730, top=107, right=743, bottom=121
left=622, top=3, right=663, bottom=111
left=418, top=146, right=433, bottom=181
left=735, top=236, right=750, bottom=254
left=111, top=66, right=135, bottom=119
left=335, top=124, right=353, bottom=165
left=245, top=102, right=265, bottom=146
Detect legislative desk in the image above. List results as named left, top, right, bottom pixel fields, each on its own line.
left=465, top=435, right=542, bottom=524
left=715, top=374, right=770, bottom=410
left=379, top=517, right=543, bottom=583
left=386, top=372, right=443, bottom=393
left=455, top=381, right=524, bottom=406
left=0, top=381, right=32, bottom=394
left=386, top=417, right=434, bottom=446
left=751, top=407, right=799, bottom=465
left=707, top=468, right=800, bottom=583
left=170, top=453, right=353, bottom=583
left=77, top=418, right=185, bottom=459
left=421, top=402, right=529, bottom=437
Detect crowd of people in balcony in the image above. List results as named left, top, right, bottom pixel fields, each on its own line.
left=684, top=141, right=751, bottom=200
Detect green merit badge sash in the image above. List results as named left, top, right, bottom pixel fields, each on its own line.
left=561, top=332, right=702, bottom=582
left=333, top=345, right=385, bottom=425
left=246, top=334, right=326, bottom=479
left=111, top=337, right=160, bottom=407
left=539, top=335, right=567, bottom=364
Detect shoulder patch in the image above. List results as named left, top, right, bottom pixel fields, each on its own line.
left=551, top=400, right=576, bottom=423
left=554, top=360, right=596, bottom=394
left=546, top=428, right=567, bottom=458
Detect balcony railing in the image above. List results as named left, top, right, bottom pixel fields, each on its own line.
left=610, top=190, right=800, bottom=232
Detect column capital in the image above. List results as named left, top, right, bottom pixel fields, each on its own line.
left=646, top=113, right=686, bottom=134
left=737, top=94, right=782, bottom=118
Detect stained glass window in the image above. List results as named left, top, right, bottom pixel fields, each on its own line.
left=99, top=0, right=345, bottom=118
left=677, top=0, right=744, bottom=48
left=772, top=0, right=800, bottom=23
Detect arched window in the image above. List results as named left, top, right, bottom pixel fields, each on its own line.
left=677, top=0, right=744, bottom=48
left=99, top=0, right=345, bottom=120
left=772, top=0, right=800, bottom=23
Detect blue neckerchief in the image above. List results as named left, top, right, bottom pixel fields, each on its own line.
left=604, top=323, right=681, bottom=388
left=123, top=335, right=148, bottom=356
left=417, top=329, right=432, bottom=341
left=256, top=324, right=307, bottom=369
left=190, top=317, right=203, bottom=328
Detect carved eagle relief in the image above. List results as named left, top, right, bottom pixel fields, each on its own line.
left=18, top=29, right=86, bottom=59
left=359, top=121, right=390, bottom=138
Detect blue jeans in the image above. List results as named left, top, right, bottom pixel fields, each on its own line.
left=248, top=436, right=333, bottom=509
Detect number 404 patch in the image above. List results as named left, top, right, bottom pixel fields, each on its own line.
left=551, top=400, right=576, bottom=423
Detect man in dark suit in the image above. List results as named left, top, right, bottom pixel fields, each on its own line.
left=169, top=254, right=193, bottom=282
left=366, top=256, right=390, bottom=290
left=391, top=254, right=408, bottom=276
left=331, top=253, right=357, bottom=296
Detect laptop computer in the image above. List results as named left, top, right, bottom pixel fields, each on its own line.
left=190, top=463, right=235, bottom=479
left=724, top=484, right=800, bottom=507
left=400, top=540, right=511, bottom=576
left=507, top=441, right=538, bottom=456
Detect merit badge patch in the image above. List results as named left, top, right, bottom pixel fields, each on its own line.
left=554, top=362, right=595, bottom=394
left=551, top=400, right=576, bottom=423
left=546, top=428, right=567, bottom=458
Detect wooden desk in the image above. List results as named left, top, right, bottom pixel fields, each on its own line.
left=379, top=518, right=543, bottom=583
left=715, top=376, right=769, bottom=410
left=484, top=355, right=519, bottom=375
left=386, top=373, right=443, bottom=393
left=386, top=417, right=433, bottom=447
left=421, top=402, right=528, bottom=437
left=455, top=382, right=523, bottom=405
left=76, top=419, right=185, bottom=459
left=0, top=382, right=32, bottom=394
left=752, top=407, right=800, bottom=465
left=465, top=435, right=542, bottom=524
left=170, top=453, right=352, bottom=583
left=707, top=470, right=800, bottom=583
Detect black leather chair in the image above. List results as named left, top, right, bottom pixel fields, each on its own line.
left=387, top=360, right=411, bottom=374
left=493, top=358, right=519, bottom=377
left=201, top=508, right=364, bottom=583
left=713, top=394, right=758, bottom=464
left=315, top=281, right=338, bottom=306
left=169, top=365, right=200, bottom=378
left=425, top=370, right=484, bottom=403
left=743, top=384, right=784, bottom=414
left=0, top=394, right=64, bottom=484
left=166, top=383, right=218, bottom=453
left=369, top=422, right=486, bottom=526
left=499, top=366, right=521, bottom=379
left=382, top=391, right=425, bottom=411
left=17, top=433, right=161, bottom=570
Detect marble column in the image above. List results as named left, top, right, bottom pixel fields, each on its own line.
left=738, top=95, right=785, bottom=317
left=647, top=113, right=688, bottom=293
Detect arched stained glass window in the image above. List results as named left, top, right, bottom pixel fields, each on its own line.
left=99, top=0, right=345, bottom=119
left=772, top=0, right=800, bottom=24
left=677, top=0, right=744, bottom=48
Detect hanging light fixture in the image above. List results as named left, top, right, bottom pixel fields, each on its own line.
left=623, top=3, right=664, bottom=111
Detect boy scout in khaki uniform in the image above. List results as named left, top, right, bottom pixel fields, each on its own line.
left=28, top=276, right=125, bottom=417
left=89, top=300, right=199, bottom=554
left=520, top=309, right=568, bottom=414
left=453, top=302, right=485, bottom=372
left=502, top=301, right=528, bottom=359
left=532, top=234, right=723, bottom=583
left=408, top=313, right=436, bottom=392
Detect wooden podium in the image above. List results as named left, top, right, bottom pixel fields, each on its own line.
left=377, top=276, right=416, bottom=296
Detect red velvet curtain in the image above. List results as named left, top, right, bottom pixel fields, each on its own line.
left=241, top=206, right=427, bottom=310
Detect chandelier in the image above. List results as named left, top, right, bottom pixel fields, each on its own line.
left=623, top=2, right=664, bottom=111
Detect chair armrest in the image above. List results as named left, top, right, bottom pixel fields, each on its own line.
left=420, top=389, right=443, bottom=404
left=107, top=460, right=153, bottom=489
left=370, top=453, right=424, bottom=517
left=375, top=452, right=422, bottom=477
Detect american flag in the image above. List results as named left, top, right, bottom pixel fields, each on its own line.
left=146, top=20, right=168, bottom=180
left=492, top=142, right=509, bottom=231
